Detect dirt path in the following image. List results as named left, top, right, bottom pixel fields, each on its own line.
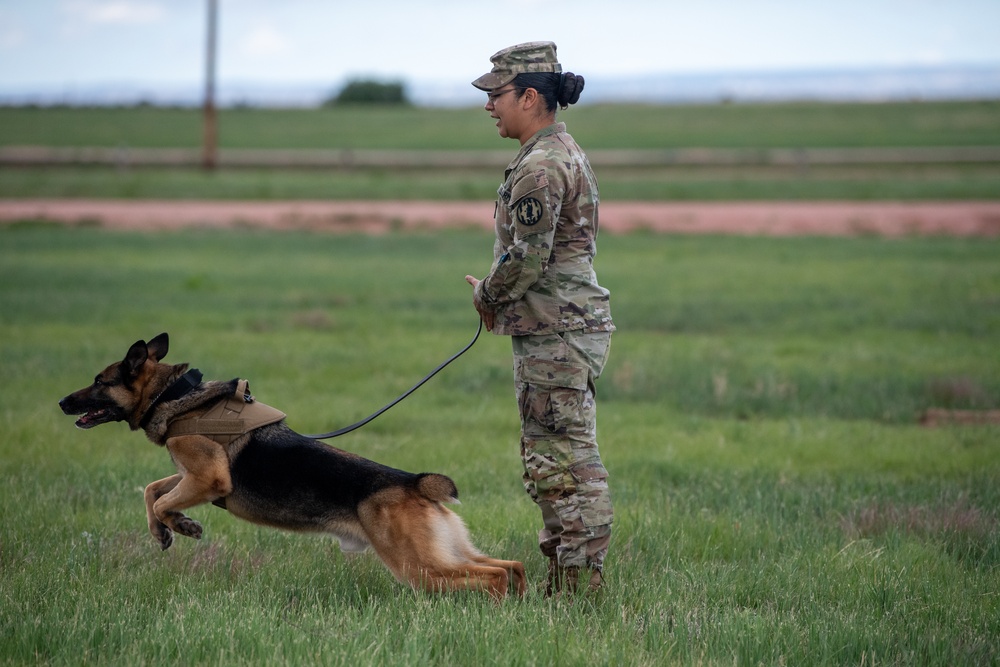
left=2, top=199, right=999, bottom=236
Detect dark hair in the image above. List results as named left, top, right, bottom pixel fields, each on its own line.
left=513, top=71, right=585, bottom=112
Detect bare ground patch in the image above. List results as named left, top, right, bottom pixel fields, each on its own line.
left=2, top=199, right=1000, bottom=236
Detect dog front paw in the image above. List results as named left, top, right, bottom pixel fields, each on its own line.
left=174, top=516, right=203, bottom=540
left=154, top=525, right=174, bottom=550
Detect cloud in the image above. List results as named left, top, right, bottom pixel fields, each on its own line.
left=62, top=0, right=166, bottom=25
left=0, top=11, right=26, bottom=50
left=238, top=25, right=290, bottom=58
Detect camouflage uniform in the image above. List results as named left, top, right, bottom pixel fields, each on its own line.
left=472, top=115, right=615, bottom=576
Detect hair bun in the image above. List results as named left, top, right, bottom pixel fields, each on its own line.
left=558, top=72, right=585, bottom=108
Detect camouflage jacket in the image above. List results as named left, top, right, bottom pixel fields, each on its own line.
left=474, top=122, right=615, bottom=336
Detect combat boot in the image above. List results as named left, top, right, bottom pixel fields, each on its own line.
left=546, top=564, right=604, bottom=598
left=545, top=558, right=559, bottom=597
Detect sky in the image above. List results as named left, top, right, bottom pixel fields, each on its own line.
left=1, top=0, right=999, bottom=102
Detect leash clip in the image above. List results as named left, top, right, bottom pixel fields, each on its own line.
left=238, top=379, right=255, bottom=403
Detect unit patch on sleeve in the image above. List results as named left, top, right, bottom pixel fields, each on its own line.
left=508, top=168, right=553, bottom=234
left=514, top=197, right=544, bottom=226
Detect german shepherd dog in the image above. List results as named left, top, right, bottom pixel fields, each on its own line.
left=59, top=333, right=526, bottom=600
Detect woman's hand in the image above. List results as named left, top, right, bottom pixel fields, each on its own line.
left=464, top=275, right=496, bottom=331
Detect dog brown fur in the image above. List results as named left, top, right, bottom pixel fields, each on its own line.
left=60, top=333, right=525, bottom=600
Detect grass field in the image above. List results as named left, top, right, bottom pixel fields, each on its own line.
left=1, top=224, right=998, bottom=665
left=2, top=101, right=999, bottom=200
left=4, top=102, right=999, bottom=149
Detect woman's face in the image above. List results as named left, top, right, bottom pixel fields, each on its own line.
left=484, top=86, right=522, bottom=141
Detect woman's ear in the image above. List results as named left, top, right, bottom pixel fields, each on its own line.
left=520, top=87, right=541, bottom=112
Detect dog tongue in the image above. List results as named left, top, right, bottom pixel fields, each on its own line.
left=76, top=409, right=105, bottom=428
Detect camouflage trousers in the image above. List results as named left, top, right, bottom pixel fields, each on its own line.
left=513, top=330, right=614, bottom=571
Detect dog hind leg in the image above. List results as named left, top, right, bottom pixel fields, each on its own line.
left=442, top=525, right=527, bottom=598
left=360, top=495, right=524, bottom=600
left=408, top=563, right=513, bottom=601
left=435, top=507, right=527, bottom=598
left=370, top=535, right=513, bottom=600
left=468, top=554, right=527, bottom=597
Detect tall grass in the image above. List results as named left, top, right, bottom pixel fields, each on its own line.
left=1, top=225, right=998, bottom=665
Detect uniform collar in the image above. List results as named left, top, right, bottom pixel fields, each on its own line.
left=505, top=122, right=567, bottom=177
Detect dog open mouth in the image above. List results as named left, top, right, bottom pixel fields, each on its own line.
left=62, top=404, right=122, bottom=429
left=75, top=408, right=117, bottom=429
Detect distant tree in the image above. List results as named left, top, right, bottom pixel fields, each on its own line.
left=325, top=79, right=410, bottom=106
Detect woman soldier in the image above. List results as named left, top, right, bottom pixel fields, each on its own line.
left=464, top=41, right=615, bottom=596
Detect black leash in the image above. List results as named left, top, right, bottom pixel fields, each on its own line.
left=305, top=318, right=484, bottom=440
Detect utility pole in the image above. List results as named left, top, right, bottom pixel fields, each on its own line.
left=202, top=0, right=218, bottom=170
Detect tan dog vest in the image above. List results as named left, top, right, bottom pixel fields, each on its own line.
left=165, top=379, right=285, bottom=445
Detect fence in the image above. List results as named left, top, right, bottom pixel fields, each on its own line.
left=2, top=146, right=999, bottom=169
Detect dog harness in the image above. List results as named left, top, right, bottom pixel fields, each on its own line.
left=165, top=379, right=285, bottom=445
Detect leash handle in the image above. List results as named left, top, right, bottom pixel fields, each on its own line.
left=305, top=318, right=484, bottom=440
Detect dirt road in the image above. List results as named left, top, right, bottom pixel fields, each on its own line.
left=2, top=199, right=999, bottom=236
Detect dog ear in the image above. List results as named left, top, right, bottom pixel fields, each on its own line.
left=123, top=339, right=149, bottom=378
left=147, top=333, right=169, bottom=362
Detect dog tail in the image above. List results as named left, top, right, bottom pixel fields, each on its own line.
left=415, top=473, right=460, bottom=504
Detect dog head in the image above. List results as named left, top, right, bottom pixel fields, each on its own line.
left=59, top=333, right=171, bottom=429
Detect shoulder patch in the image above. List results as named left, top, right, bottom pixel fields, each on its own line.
left=508, top=167, right=554, bottom=234
left=514, top=197, right=544, bottom=226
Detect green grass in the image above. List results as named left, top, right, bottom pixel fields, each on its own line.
left=3, top=101, right=999, bottom=149
left=1, top=226, right=999, bottom=665
left=2, top=101, right=998, bottom=201
left=3, top=162, right=999, bottom=201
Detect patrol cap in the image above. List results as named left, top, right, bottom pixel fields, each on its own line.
left=471, top=41, right=562, bottom=92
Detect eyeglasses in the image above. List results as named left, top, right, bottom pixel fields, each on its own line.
left=486, top=88, right=516, bottom=104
